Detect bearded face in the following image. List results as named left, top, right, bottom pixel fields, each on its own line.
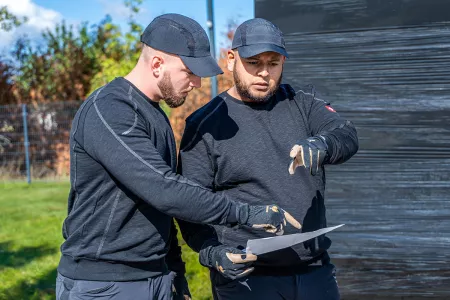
left=230, top=51, right=284, bottom=103
left=233, top=63, right=282, bottom=103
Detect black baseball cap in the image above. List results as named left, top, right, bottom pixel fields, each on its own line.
left=141, top=13, right=223, bottom=77
left=232, top=18, right=288, bottom=58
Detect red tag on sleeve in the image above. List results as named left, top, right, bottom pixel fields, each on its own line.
left=325, top=105, right=336, bottom=113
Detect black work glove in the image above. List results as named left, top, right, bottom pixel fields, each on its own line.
left=171, top=272, right=191, bottom=300
left=199, top=244, right=257, bottom=280
left=289, top=136, right=329, bottom=176
left=236, top=203, right=302, bottom=235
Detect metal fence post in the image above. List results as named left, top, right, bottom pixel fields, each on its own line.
left=22, top=104, right=31, bottom=184
left=207, top=0, right=218, bottom=98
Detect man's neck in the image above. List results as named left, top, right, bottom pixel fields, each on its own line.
left=124, top=69, right=160, bottom=103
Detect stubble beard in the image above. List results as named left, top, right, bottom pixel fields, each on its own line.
left=158, top=72, right=187, bottom=108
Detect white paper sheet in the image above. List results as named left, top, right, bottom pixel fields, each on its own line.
left=246, top=224, right=345, bottom=255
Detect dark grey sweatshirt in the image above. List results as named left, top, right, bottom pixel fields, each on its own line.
left=58, top=77, right=239, bottom=281
left=177, top=84, right=358, bottom=274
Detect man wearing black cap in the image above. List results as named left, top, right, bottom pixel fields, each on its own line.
left=56, top=14, right=301, bottom=300
left=177, top=18, right=359, bottom=299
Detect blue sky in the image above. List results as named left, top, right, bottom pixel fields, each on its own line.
left=0, top=0, right=254, bottom=55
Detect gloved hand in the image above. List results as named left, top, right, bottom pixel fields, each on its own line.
left=199, top=244, right=257, bottom=280
left=236, top=203, right=302, bottom=235
left=289, top=136, right=329, bottom=176
left=171, top=272, right=191, bottom=300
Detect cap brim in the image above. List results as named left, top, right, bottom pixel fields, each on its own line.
left=236, top=44, right=289, bottom=59
left=179, top=55, right=223, bottom=77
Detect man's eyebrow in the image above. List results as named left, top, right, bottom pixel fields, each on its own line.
left=244, top=56, right=282, bottom=61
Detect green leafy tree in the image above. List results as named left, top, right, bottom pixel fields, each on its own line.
left=88, top=0, right=143, bottom=93
left=0, top=6, right=27, bottom=104
left=0, top=58, right=16, bottom=104
left=12, top=21, right=102, bottom=104
left=10, top=0, right=146, bottom=104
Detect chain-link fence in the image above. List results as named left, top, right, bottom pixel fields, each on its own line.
left=0, top=101, right=82, bottom=181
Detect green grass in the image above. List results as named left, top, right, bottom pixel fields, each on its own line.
left=0, top=182, right=211, bottom=300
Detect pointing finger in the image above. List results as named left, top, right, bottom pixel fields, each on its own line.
left=290, top=145, right=301, bottom=158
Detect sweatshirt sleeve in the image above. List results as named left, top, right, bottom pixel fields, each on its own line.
left=177, top=118, right=216, bottom=190
left=79, top=93, right=237, bottom=225
left=299, top=87, right=359, bottom=165
left=165, top=219, right=186, bottom=274
left=176, top=219, right=219, bottom=253
left=175, top=117, right=221, bottom=252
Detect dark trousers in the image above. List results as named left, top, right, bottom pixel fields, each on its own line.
left=211, top=263, right=340, bottom=300
left=56, top=272, right=174, bottom=300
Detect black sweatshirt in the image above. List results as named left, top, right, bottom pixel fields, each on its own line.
left=58, top=77, right=239, bottom=281
left=177, top=84, right=358, bottom=271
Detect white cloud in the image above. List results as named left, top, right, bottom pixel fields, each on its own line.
left=95, top=0, right=151, bottom=34
left=97, top=0, right=150, bottom=26
left=0, top=0, right=62, bottom=50
left=97, top=0, right=130, bottom=22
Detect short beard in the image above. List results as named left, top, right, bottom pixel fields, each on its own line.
left=157, top=72, right=186, bottom=108
left=233, top=64, right=282, bottom=103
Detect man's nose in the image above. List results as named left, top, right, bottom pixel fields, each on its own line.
left=258, top=68, right=269, bottom=78
left=190, top=75, right=202, bottom=88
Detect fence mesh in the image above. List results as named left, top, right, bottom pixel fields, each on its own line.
left=0, top=101, right=82, bottom=180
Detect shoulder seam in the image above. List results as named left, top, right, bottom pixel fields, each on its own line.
left=295, top=89, right=328, bottom=104
left=121, top=85, right=139, bottom=135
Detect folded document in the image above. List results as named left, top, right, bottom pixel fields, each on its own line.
left=246, top=224, right=345, bottom=255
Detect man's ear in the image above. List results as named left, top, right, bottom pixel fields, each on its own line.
left=151, top=55, right=164, bottom=77
left=227, top=50, right=236, bottom=72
